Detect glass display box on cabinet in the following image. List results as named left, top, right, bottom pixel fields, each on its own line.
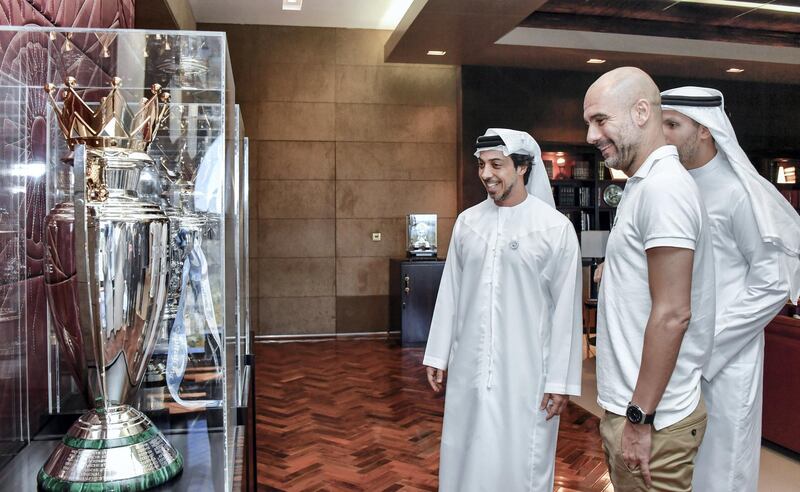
left=0, top=26, right=248, bottom=491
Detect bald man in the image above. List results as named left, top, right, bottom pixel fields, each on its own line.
left=584, top=67, right=716, bottom=491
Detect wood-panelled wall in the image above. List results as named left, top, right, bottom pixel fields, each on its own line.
left=201, top=25, right=459, bottom=336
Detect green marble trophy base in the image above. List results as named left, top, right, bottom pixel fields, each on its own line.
left=37, top=405, right=183, bottom=491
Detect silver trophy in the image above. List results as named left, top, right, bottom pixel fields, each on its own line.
left=149, top=104, right=223, bottom=410
left=155, top=105, right=210, bottom=335
left=39, top=77, right=182, bottom=490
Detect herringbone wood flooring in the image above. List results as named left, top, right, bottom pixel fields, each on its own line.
left=255, top=339, right=612, bottom=491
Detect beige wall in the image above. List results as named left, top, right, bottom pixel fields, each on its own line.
left=201, top=24, right=459, bottom=336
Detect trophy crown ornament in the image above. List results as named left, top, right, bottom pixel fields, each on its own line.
left=44, top=77, right=170, bottom=152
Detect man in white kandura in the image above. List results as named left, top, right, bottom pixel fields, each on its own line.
left=661, top=86, right=800, bottom=492
left=423, top=128, right=583, bottom=492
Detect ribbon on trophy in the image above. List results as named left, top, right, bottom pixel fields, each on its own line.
left=166, top=229, right=223, bottom=408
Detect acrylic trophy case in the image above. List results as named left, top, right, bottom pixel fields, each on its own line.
left=0, top=69, right=29, bottom=471
left=0, top=27, right=251, bottom=490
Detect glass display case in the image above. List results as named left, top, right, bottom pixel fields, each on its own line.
left=0, top=26, right=250, bottom=491
left=0, top=70, right=30, bottom=471
left=234, top=105, right=251, bottom=409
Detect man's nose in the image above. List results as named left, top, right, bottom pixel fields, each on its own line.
left=586, top=125, right=600, bottom=145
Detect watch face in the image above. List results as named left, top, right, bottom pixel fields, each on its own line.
left=626, top=405, right=644, bottom=424
left=603, top=184, right=623, bottom=207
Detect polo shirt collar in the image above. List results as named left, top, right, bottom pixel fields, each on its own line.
left=630, top=145, right=679, bottom=180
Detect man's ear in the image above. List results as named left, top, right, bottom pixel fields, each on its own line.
left=698, top=125, right=713, bottom=141
left=631, top=99, right=651, bottom=127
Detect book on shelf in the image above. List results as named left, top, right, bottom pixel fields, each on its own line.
left=557, top=186, right=576, bottom=207
left=578, top=186, right=592, bottom=207
left=580, top=210, right=592, bottom=231
left=560, top=209, right=593, bottom=232
left=573, top=160, right=592, bottom=180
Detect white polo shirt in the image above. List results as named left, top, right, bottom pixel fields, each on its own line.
left=596, top=145, right=716, bottom=430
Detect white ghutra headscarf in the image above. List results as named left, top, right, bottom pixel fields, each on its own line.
left=473, top=128, right=556, bottom=208
left=661, top=86, right=800, bottom=302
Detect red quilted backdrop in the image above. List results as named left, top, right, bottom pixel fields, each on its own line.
left=0, top=0, right=134, bottom=465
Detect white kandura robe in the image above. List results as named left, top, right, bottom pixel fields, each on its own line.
left=423, top=194, right=583, bottom=492
left=690, top=154, right=791, bottom=492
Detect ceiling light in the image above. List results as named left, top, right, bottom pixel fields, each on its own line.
left=427, top=50, right=446, bottom=56
left=282, top=0, right=302, bottom=11
left=587, top=58, right=606, bottom=64
left=726, top=67, right=745, bottom=73
left=672, top=1, right=800, bottom=15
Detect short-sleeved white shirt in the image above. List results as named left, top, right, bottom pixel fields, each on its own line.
left=596, top=145, right=716, bottom=430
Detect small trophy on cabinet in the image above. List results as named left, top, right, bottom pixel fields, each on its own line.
left=407, top=214, right=437, bottom=260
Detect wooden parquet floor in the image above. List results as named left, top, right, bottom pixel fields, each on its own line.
left=255, top=339, right=612, bottom=492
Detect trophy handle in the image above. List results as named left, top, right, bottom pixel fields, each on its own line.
left=73, top=144, right=105, bottom=408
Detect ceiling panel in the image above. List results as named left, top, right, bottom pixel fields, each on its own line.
left=531, top=0, right=800, bottom=42
left=385, top=0, right=800, bottom=84
left=188, top=0, right=412, bottom=29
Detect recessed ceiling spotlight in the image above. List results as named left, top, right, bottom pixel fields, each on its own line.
left=282, top=0, right=302, bottom=11
left=427, top=50, right=446, bottom=56
left=726, top=67, right=745, bottom=73
left=587, top=58, right=606, bottom=64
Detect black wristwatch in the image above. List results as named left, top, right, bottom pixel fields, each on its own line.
left=626, top=402, right=656, bottom=425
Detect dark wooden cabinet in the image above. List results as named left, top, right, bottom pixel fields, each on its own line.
left=763, top=314, right=800, bottom=453
left=389, top=259, right=446, bottom=346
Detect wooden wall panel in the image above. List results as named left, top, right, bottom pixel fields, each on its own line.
left=203, top=24, right=460, bottom=336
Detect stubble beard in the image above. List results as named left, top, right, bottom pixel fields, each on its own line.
left=488, top=180, right=514, bottom=203
left=604, top=126, right=640, bottom=175
left=676, top=130, right=700, bottom=168
left=497, top=181, right=514, bottom=202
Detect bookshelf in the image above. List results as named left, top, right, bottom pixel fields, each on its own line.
left=753, top=155, right=800, bottom=212
left=539, top=147, right=798, bottom=245
left=541, top=144, right=626, bottom=235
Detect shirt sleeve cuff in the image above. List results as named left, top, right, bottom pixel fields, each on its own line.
left=644, top=236, right=696, bottom=251
left=544, top=382, right=581, bottom=397
left=423, top=355, right=447, bottom=370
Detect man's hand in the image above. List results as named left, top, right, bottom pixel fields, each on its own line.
left=539, top=393, right=569, bottom=420
left=426, top=366, right=446, bottom=393
left=594, top=262, right=604, bottom=284
left=621, top=420, right=653, bottom=488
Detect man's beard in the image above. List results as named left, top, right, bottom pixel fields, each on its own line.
left=676, top=131, right=700, bottom=167
left=603, top=135, right=639, bottom=174
left=486, top=180, right=514, bottom=202
left=497, top=181, right=514, bottom=202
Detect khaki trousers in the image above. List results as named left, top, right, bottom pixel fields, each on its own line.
left=599, top=399, right=707, bottom=492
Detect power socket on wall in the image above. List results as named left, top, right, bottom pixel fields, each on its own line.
left=372, top=232, right=381, bottom=241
